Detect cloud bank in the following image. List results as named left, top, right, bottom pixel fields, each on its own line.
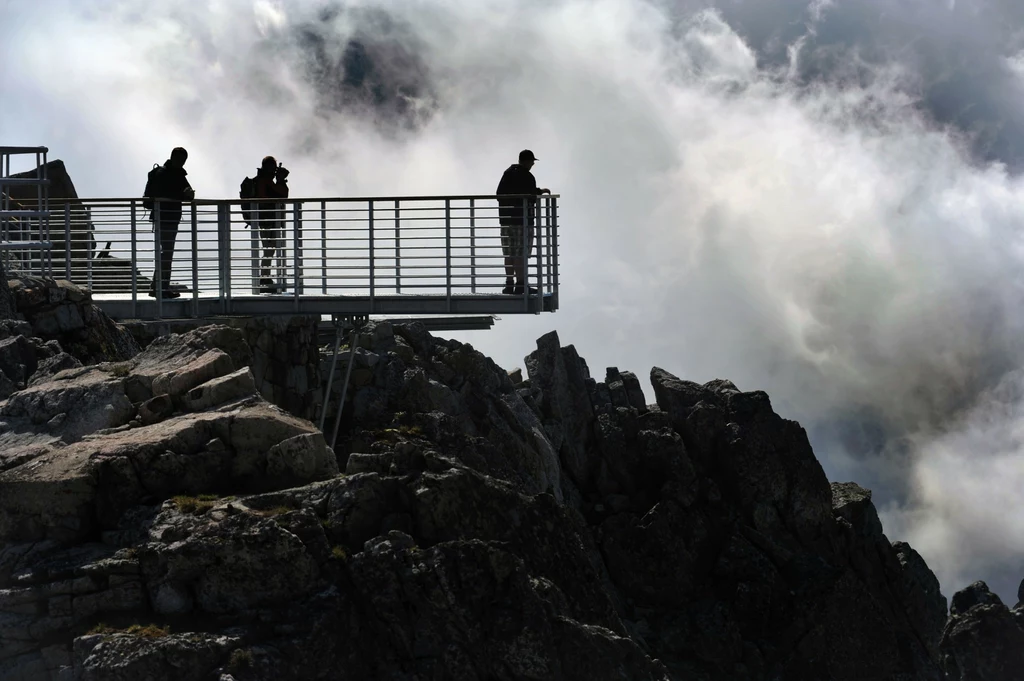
left=3, top=0, right=1023, bottom=602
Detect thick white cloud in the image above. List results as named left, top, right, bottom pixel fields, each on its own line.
left=3, top=0, right=1023, bottom=603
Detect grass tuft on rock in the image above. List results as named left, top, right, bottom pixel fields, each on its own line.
left=229, top=648, right=255, bottom=671
left=172, top=494, right=219, bottom=515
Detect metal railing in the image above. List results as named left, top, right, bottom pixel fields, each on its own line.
left=0, top=147, right=52, bottom=277
left=18, top=194, right=559, bottom=319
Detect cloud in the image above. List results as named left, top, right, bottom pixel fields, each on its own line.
left=3, top=0, right=1024, bottom=602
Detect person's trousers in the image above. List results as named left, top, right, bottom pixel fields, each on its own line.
left=152, top=219, right=180, bottom=291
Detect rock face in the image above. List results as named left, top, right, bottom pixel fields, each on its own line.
left=124, top=315, right=322, bottom=422
left=0, top=323, right=337, bottom=680
left=939, top=581, right=1024, bottom=681
left=4, top=319, right=1017, bottom=680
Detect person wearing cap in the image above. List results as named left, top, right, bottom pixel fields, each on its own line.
left=496, top=149, right=550, bottom=294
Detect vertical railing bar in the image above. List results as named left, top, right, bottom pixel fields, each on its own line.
left=321, top=200, right=327, bottom=295
left=250, top=203, right=258, bottom=294
left=368, top=200, right=375, bottom=313
left=521, top=197, right=528, bottom=312
left=154, top=201, right=162, bottom=320
left=552, top=197, right=559, bottom=309
left=64, top=202, right=71, bottom=280
left=191, top=202, right=199, bottom=318
left=445, top=198, right=452, bottom=312
left=470, top=198, right=476, bottom=294
left=534, top=197, right=542, bottom=314
left=130, top=201, right=137, bottom=317
left=294, top=201, right=302, bottom=312
left=219, top=202, right=231, bottom=314
left=395, top=199, right=401, bottom=294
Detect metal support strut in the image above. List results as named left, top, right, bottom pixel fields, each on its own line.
left=320, top=314, right=368, bottom=449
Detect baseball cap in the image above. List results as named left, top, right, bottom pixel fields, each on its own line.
left=519, top=149, right=538, bottom=163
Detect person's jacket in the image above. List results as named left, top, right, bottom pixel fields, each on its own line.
left=496, top=164, right=540, bottom=226
left=254, top=170, right=289, bottom=225
left=150, top=161, right=193, bottom=223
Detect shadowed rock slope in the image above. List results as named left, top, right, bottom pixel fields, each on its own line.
left=0, top=309, right=1020, bottom=680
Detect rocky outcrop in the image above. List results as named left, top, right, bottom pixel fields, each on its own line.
left=0, top=325, right=337, bottom=679
left=939, top=582, right=1024, bottom=681
left=124, top=315, right=322, bottom=422
left=6, top=319, right=1015, bottom=680
left=8, top=276, right=138, bottom=364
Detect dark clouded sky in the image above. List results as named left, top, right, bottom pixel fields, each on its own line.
left=3, top=0, right=1024, bottom=604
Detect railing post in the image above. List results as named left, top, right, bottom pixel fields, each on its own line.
left=551, top=197, right=559, bottom=309
left=154, top=201, right=162, bottom=319
left=130, top=201, right=137, bottom=317
left=191, top=202, right=199, bottom=317
left=445, top=199, right=452, bottom=312
left=534, top=197, right=542, bottom=314
left=218, top=202, right=231, bottom=314
left=320, top=200, right=327, bottom=295
left=43, top=151, right=51, bottom=276
left=469, top=198, right=476, bottom=293
left=544, top=197, right=551, bottom=294
left=368, top=200, right=375, bottom=313
left=395, top=199, right=401, bottom=294
left=521, top=197, right=528, bottom=312
left=294, top=201, right=302, bottom=311
left=63, top=202, right=71, bottom=280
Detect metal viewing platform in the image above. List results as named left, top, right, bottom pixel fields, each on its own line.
left=0, top=192, right=559, bottom=321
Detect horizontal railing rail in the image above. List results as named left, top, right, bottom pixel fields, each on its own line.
left=0, top=193, right=560, bottom=320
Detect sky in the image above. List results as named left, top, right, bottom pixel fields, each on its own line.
left=3, top=0, right=1023, bottom=605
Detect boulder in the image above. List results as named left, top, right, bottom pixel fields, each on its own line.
left=940, top=581, right=1024, bottom=681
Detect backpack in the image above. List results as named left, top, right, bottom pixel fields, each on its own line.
left=142, top=163, right=163, bottom=211
left=239, top=176, right=256, bottom=224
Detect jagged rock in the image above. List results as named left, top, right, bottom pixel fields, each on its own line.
left=940, top=581, right=1024, bottom=680
left=894, top=541, right=948, bottom=660
left=75, top=631, right=239, bottom=681
left=3, top=319, right=1008, bottom=680
left=348, top=536, right=670, bottom=680
left=28, top=351, right=82, bottom=386
left=525, top=331, right=596, bottom=491
left=0, top=335, right=38, bottom=387
left=139, top=509, right=320, bottom=615
left=8, top=276, right=139, bottom=364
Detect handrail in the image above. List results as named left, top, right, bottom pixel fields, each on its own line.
left=0, top=146, right=48, bottom=154
left=4, top=193, right=561, bottom=320
left=77, top=193, right=560, bottom=204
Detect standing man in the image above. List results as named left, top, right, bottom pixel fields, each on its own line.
left=496, top=149, right=549, bottom=294
left=253, top=155, right=289, bottom=293
left=143, top=147, right=194, bottom=299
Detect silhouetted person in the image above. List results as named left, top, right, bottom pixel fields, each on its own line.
left=253, top=156, right=289, bottom=293
left=142, top=147, right=194, bottom=299
left=496, top=149, right=549, bottom=294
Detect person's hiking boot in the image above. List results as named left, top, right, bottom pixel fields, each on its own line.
left=148, top=289, right=180, bottom=299
left=512, top=285, right=539, bottom=296
left=259, top=278, right=278, bottom=294
left=502, top=278, right=515, bottom=295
